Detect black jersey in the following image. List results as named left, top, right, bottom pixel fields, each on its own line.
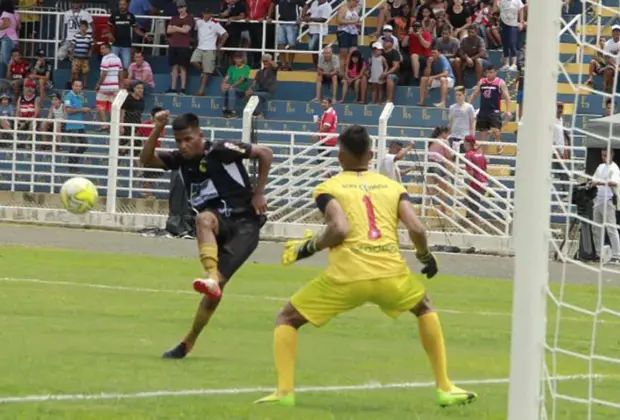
left=157, top=141, right=254, bottom=213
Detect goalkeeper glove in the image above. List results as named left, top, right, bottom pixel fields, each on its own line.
left=282, top=230, right=319, bottom=266
left=416, top=250, right=439, bottom=279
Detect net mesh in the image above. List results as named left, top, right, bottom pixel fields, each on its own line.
left=547, top=2, right=620, bottom=418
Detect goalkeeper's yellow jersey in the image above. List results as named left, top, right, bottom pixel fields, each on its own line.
left=312, top=170, right=410, bottom=283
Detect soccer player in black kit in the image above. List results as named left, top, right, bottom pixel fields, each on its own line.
left=139, top=110, right=273, bottom=359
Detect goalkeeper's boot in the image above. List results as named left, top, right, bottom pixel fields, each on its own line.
left=192, top=278, right=222, bottom=299
left=436, top=386, right=478, bottom=407
left=253, top=392, right=296, bottom=407
left=162, top=341, right=192, bottom=359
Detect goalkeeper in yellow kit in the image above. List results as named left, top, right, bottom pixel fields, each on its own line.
left=255, top=125, right=478, bottom=408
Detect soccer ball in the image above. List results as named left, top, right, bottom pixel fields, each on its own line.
left=60, top=177, right=99, bottom=215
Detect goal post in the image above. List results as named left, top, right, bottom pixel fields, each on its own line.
left=507, top=1, right=562, bottom=419
left=107, top=89, right=129, bottom=214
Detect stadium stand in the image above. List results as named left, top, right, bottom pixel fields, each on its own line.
left=0, top=0, right=616, bottom=232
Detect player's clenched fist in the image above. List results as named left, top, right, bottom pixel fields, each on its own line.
left=416, top=250, right=438, bottom=279
left=154, top=109, right=170, bottom=126
left=281, top=230, right=318, bottom=265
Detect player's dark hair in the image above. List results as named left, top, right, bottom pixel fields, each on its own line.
left=172, top=113, right=200, bottom=131
left=79, top=20, right=88, bottom=26
left=339, top=125, right=370, bottom=157
left=486, top=64, right=496, bottom=72
left=151, top=106, right=164, bottom=117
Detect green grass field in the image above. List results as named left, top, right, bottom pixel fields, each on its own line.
left=1, top=245, right=620, bottom=419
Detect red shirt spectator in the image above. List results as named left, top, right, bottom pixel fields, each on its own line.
left=319, top=103, right=338, bottom=146
left=464, top=136, right=488, bottom=193
left=8, top=54, right=28, bottom=80
left=247, top=0, right=271, bottom=19
left=137, top=119, right=166, bottom=147
left=408, top=28, right=432, bottom=57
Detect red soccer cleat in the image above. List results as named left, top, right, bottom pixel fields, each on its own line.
left=192, top=278, right=222, bottom=299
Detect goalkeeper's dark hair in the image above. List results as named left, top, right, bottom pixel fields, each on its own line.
left=172, top=113, right=200, bottom=131
left=339, top=125, right=371, bottom=157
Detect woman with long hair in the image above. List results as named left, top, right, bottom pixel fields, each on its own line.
left=392, top=2, right=414, bottom=49
left=340, top=49, right=367, bottom=103
left=0, top=0, right=18, bottom=79
left=416, top=5, right=437, bottom=37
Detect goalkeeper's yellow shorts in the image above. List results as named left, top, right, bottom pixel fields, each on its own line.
left=290, top=272, right=426, bottom=327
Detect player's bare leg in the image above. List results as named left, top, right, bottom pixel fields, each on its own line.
left=254, top=301, right=307, bottom=406
left=411, top=294, right=478, bottom=407
left=162, top=211, right=223, bottom=359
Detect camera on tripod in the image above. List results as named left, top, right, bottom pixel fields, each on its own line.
left=571, top=183, right=597, bottom=216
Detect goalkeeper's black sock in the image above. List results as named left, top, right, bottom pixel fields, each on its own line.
left=296, top=239, right=317, bottom=260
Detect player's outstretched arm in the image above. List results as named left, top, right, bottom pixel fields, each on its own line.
left=139, top=109, right=169, bottom=169
left=281, top=198, right=349, bottom=265
left=398, top=198, right=439, bottom=278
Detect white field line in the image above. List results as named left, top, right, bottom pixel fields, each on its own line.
left=0, top=277, right=617, bottom=325
left=0, top=374, right=609, bottom=404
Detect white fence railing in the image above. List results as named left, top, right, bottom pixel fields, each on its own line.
left=0, top=96, right=586, bottom=253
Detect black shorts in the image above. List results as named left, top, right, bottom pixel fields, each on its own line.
left=168, top=47, right=191, bottom=67
left=476, top=111, right=503, bottom=131
left=211, top=212, right=266, bottom=285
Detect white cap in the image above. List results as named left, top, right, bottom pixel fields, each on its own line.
left=372, top=41, right=384, bottom=50
left=613, top=24, right=620, bottom=32
left=383, top=24, right=393, bottom=31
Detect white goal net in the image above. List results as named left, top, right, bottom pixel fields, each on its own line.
left=510, top=1, right=620, bottom=419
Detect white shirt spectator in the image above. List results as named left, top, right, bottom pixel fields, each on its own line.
left=318, top=53, right=340, bottom=73
left=195, top=18, right=226, bottom=50
left=554, top=117, right=566, bottom=157
left=63, top=8, right=93, bottom=41
left=499, top=0, right=524, bottom=27
left=379, top=154, right=401, bottom=183
left=604, top=36, right=620, bottom=64
left=100, top=53, right=123, bottom=92
left=308, top=1, right=332, bottom=36
left=594, top=161, right=620, bottom=208
left=449, top=102, right=476, bottom=140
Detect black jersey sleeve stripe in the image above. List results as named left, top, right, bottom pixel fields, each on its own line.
left=315, top=194, right=335, bottom=213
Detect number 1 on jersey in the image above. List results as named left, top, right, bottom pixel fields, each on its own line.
left=363, top=195, right=382, bottom=240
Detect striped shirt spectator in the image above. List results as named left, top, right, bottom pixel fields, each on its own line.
left=71, top=32, right=93, bottom=58
left=99, top=51, right=122, bottom=93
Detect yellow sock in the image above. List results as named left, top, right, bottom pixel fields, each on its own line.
left=198, top=244, right=219, bottom=280
left=418, top=312, right=452, bottom=391
left=273, top=325, right=298, bottom=394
